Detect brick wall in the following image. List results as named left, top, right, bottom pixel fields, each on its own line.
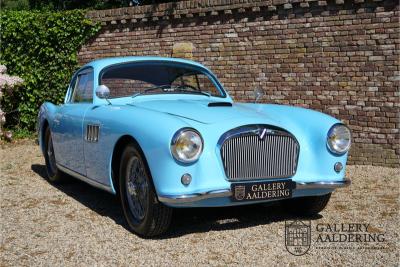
left=79, top=0, right=399, bottom=167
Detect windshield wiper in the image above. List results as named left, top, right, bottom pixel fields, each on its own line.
left=131, top=85, right=172, bottom=99
left=174, top=85, right=211, bottom=97
left=132, top=84, right=211, bottom=99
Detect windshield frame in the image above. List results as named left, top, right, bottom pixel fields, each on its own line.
left=98, top=60, right=227, bottom=99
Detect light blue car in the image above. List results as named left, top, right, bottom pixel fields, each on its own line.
left=38, top=56, right=351, bottom=237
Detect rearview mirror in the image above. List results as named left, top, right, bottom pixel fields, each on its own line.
left=254, top=88, right=264, bottom=103
left=95, top=85, right=110, bottom=99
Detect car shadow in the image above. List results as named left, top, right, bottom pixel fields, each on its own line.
left=31, top=164, right=322, bottom=239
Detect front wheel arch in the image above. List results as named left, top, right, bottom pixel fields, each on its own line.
left=111, top=135, right=155, bottom=196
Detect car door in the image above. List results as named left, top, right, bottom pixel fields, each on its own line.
left=53, top=68, right=94, bottom=175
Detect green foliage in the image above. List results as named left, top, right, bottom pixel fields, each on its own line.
left=0, top=0, right=30, bottom=11
left=1, top=1, right=180, bottom=11
left=0, top=10, right=100, bottom=130
left=28, top=0, right=132, bottom=11
left=9, top=127, right=35, bottom=139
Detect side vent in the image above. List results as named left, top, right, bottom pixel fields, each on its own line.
left=86, top=124, right=100, bottom=143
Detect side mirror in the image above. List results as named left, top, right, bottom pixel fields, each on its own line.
left=95, top=85, right=110, bottom=99
left=254, top=88, right=264, bottom=103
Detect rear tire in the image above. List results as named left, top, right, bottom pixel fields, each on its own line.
left=44, top=127, right=67, bottom=183
left=119, top=143, right=172, bottom=237
left=283, top=193, right=331, bottom=216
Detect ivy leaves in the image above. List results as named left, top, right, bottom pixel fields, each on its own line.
left=0, top=10, right=100, bottom=129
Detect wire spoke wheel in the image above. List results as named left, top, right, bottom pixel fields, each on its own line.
left=125, top=156, right=148, bottom=222
left=120, top=143, right=173, bottom=236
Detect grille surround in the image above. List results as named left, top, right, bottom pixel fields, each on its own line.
left=218, top=125, right=299, bottom=181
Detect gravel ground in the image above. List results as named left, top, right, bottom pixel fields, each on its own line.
left=1, top=140, right=399, bottom=266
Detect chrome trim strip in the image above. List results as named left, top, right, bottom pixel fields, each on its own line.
left=296, top=178, right=351, bottom=189
left=158, top=189, right=232, bottom=204
left=158, top=179, right=351, bottom=204
left=56, top=163, right=113, bottom=193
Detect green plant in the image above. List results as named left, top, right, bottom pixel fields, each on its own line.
left=0, top=0, right=30, bottom=11
left=0, top=10, right=100, bottom=130
left=7, top=127, right=34, bottom=139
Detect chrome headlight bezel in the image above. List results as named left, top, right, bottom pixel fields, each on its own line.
left=171, top=128, right=204, bottom=163
left=327, top=123, right=352, bottom=155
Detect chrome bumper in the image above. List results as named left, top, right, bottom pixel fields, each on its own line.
left=158, top=178, right=351, bottom=204
left=296, top=179, right=351, bottom=189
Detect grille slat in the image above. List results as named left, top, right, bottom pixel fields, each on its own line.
left=220, top=127, right=299, bottom=181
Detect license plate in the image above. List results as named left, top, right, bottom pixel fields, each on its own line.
left=231, top=180, right=295, bottom=202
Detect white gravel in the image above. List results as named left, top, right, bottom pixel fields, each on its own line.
left=0, top=140, right=399, bottom=266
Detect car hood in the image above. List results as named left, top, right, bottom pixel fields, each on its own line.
left=131, top=99, right=272, bottom=124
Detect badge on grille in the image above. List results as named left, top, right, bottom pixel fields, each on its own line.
left=258, top=128, right=267, bottom=140
left=234, top=185, right=246, bottom=200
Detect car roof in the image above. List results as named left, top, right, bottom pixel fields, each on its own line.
left=82, top=56, right=210, bottom=72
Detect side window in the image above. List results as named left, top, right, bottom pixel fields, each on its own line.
left=71, top=70, right=93, bottom=103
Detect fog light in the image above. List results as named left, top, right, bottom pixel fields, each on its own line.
left=334, top=162, right=343, bottom=173
left=181, top=173, right=192, bottom=185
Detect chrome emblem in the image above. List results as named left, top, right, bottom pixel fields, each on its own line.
left=258, top=128, right=267, bottom=140
left=234, top=185, right=246, bottom=200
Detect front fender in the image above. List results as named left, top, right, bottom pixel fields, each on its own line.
left=83, top=104, right=194, bottom=192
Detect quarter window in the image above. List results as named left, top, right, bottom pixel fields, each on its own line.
left=71, top=70, right=93, bottom=103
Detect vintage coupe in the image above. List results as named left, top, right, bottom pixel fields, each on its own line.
left=37, top=57, right=351, bottom=236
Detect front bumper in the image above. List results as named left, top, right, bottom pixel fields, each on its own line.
left=158, top=178, right=351, bottom=206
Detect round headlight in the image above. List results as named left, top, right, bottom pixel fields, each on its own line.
left=327, top=124, right=352, bottom=155
left=171, top=128, right=203, bottom=163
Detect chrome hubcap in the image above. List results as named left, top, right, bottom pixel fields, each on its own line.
left=126, top=156, right=148, bottom=221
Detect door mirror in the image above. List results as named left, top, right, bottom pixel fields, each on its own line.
left=254, top=88, right=264, bottom=103
left=95, top=85, right=110, bottom=99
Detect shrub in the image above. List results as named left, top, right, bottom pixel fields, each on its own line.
left=0, top=10, right=100, bottom=130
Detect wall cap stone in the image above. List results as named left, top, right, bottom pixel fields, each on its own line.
left=86, top=0, right=394, bottom=24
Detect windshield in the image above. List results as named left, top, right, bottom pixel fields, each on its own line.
left=100, top=62, right=225, bottom=99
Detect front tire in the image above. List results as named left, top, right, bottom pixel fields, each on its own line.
left=44, top=127, right=67, bottom=183
left=119, top=143, right=172, bottom=237
left=283, top=193, right=331, bottom=216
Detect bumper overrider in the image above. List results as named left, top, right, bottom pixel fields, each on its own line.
left=158, top=178, right=351, bottom=205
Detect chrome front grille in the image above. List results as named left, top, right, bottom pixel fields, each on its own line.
left=219, top=126, right=299, bottom=180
